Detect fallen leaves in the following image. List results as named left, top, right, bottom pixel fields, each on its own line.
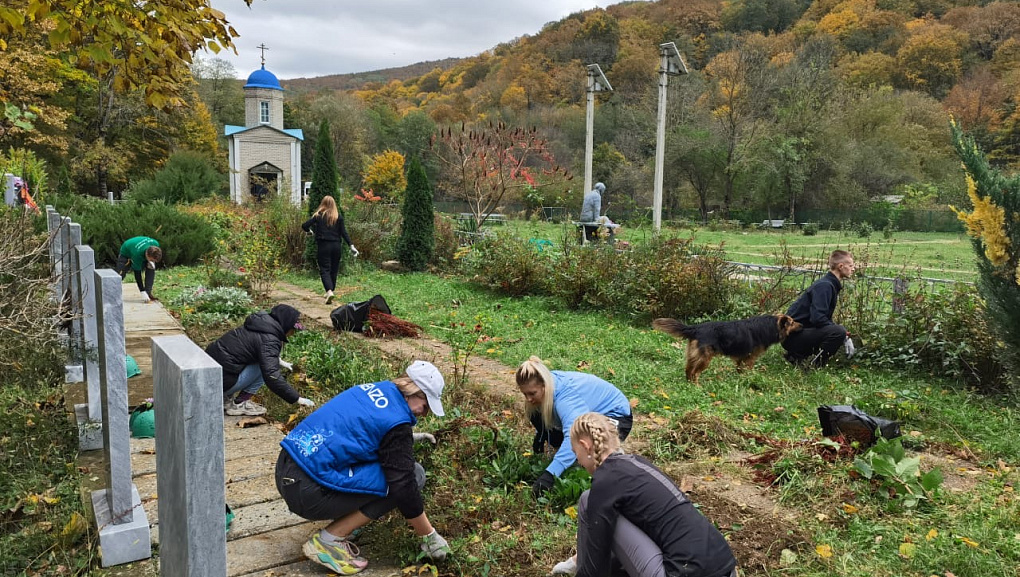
left=815, top=544, right=833, bottom=559
left=237, top=416, right=268, bottom=428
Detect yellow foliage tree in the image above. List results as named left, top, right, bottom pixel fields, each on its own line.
left=363, top=150, right=407, bottom=202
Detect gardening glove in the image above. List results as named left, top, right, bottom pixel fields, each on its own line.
left=350, top=245, right=359, bottom=258
left=147, top=260, right=156, bottom=270
left=420, top=529, right=451, bottom=561
left=413, top=432, right=437, bottom=445
left=279, top=359, right=294, bottom=372
left=844, top=336, right=856, bottom=358
left=551, top=556, right=577, bottom=575
left=532, top=471, right=555, bottom=498
left=296, top=397, right=315, bottom=408
left=532, top=430, right=546, bottom=454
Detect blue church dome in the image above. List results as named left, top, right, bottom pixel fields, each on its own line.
left=244, top=66, right=283, bottom=90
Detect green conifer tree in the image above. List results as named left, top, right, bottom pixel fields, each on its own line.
left=396, top=156, right=435, bottom=271
left=951, top=121, right=1020, bottom=390
left=304, top=120, right=344, bottom=270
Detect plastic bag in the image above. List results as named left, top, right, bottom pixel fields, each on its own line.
left=330, top=294, right=391, bottom=333
left=817, top=404, right=900, bottom=446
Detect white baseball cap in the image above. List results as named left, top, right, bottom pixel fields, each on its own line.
left=406, top=360, right=445, bottom=417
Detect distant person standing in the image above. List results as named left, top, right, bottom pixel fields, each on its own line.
left=116, top=236, right=162, bottom=303
left=303, top=195, right=358, bottom=304
left=579, top=182, right=604, bottom=243
left=782, top=250, right=856, bottom=368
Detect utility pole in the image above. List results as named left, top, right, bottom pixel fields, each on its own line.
left=652, top=42, right=689, bottom=232
left=584, top=64, right=613, bottom=197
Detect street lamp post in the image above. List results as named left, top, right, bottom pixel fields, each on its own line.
left=584, top=63, right=613, bottom=198
left=652, top=42, right=689, bottom=232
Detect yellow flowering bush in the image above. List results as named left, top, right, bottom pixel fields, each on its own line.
left=951, top=120, right=1020, bottom=392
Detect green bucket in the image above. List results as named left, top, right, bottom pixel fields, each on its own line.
left=126, top=355, right=142, bottom=378
left=129, top=406, right=155, bottom=438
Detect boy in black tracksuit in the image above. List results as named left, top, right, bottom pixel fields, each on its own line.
left=782, top=250, right=856, bottom=368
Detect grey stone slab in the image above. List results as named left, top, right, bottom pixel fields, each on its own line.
left=76, top=404, right=104, bottom=451
left=237, top=560, right=400, bottom=577
left=68, top=222, right=82, bottom=338
left=66, top=364, right=84, bottom=383
left=92, top=485, right=151, bottom=567
left=58, top=216, right=71, bottom=302
left=96, top=268, right=133, bottom=523
left=134, top=469, right=280, bottom=523
left=225, top=521, right=318, bottom=577
left=152, top=335, right=226, bottom=577
left=130, top=439, right=280, bottom=476
left=47, top=210, right=61, bottom=298
left=76, top=245, right=102, bottom=423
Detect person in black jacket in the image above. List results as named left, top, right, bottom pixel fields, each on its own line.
left=781, top=250, right=856, bottom=368
left=206, top=304, right=315, bottom=416
left=551, top=412, right=738, bottom=577
left=302, top=195, right=358, bottom=304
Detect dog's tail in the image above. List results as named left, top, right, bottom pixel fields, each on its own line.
left=652, top=318, right=696, bottom=339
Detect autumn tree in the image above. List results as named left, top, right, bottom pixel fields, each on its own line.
left=895, top=19, right=967, bottom=98
left=431, top=121, right=570, bottom=231
left=396, top=157, right=435, bottom=271
left=363, top=150, right=407, bottom=202
left=0, top=0, right=245, bottom=110
left=192, top=57, right=245, bottom=133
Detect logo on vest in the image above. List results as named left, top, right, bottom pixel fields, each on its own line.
left=358, top=382, right=390, bottom=408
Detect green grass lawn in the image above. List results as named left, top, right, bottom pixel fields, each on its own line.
left=276, top=263, right=1019, bottom=577
left=501, top=221, right=977, bottom=282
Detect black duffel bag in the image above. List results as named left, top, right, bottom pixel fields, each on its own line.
left=330, top=294, right=391, bottom=333
left=817, top=404, right=901, bottom=446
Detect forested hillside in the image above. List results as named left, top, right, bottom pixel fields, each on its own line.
left=283, top=58, right=466, bottom=93
left=3, top=0, right=1019, bottom=223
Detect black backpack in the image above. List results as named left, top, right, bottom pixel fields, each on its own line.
left=817, top=405, right=901, bottom=446
left=330, top=295, right=391, bottom=333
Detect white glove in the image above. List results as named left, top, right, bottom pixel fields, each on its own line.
left=279, top=359, right=294, bottom=372
left=350, top=245, right=359, bottom=258
left=551, top=556, right=577, bottom=575
left=421, top=529, right=451, bottom=561
left=845, top=336, right=856, bottom=358
left=147, top=260, right=156, bottom=270
left=413, top=432, right=437, bottom=445
left=296, top=397, right=315, bottom=407
left=141, top=291, right=151, bottom=303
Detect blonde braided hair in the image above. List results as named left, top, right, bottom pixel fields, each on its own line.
left=516, top=356, right=557, bottom=427
left=570, top=412, right=621, bottom=468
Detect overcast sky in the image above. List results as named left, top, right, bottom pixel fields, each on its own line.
left=207, top=0, right=628, bottom=79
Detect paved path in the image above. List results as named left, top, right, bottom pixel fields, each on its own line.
left=70, top=292, right=399, bottom=576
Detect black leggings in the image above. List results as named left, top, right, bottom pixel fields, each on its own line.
left=116, top=255, right=155, bottom=293
left=315, top=240, right=342, bottom=292
left=530, top=412, right=633, bottom=454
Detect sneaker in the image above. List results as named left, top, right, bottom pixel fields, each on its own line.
left=326, top=293, right=335, bottom=305
left=222, top=397, right=235, bottom=413
left=225, top=399, right=267, bottom=416
left=302, top=534, right=368, bottom=575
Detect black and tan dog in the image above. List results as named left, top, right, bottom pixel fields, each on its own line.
left=652, top=315, right=802, bottom=383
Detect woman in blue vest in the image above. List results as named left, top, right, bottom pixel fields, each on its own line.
left=516, top=356, right=633, bottom=498
left=276, top=361, right=452, bottom=575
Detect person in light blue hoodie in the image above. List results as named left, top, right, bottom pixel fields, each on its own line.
left=515, top=356, right=633, bottom=498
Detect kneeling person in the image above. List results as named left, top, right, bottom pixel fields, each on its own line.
left=276, top=361, right=452, bottom=575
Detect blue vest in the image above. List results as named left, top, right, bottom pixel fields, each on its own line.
left=281, top=380, right=416, bottom=496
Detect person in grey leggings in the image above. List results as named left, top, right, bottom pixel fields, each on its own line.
left=553, top=413, right=738, bottom=577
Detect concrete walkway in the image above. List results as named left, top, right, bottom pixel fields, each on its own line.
left=71, top=293, right=399, bottom=576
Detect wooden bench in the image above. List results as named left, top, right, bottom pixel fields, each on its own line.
left=757, top=219, right=785, bottom=229
left=457, top=213, right=507, bottom=226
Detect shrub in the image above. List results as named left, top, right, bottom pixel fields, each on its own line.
left=951, top=122, right=1020, bottom=392
left=127, top=151, right=224, bottom=204
left=396, top=157, right=435, bottom=271
left=431, top=214, right=459, bottom=270
left=49, top=195, right=216, bottom=267
left=550, top=244, right=632, bottom=310
left=172, top=286, right=253, bottom=314
left=855, top=221, right=874, bottom=238
left=462, top=233, right=553, bottom=296
left=633, top=238, right=738, bottom=319
left=802, top=222, right=819, bottom=236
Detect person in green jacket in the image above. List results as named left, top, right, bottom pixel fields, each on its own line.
left=116, top=236, right=163, bottom=302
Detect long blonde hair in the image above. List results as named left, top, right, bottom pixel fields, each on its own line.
left=570, top=412, right=621, bottom=468
left=314, top=195, right=339, bottom=226
left=516, top=356, right=556, bottom=427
